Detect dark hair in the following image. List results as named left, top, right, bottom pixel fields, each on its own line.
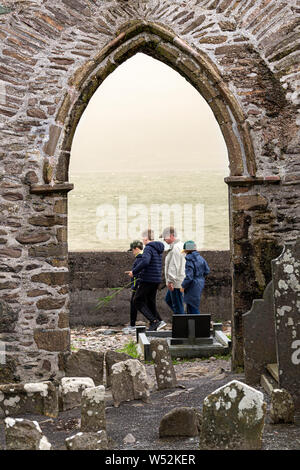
left=130, top=240, right=143, bottom=250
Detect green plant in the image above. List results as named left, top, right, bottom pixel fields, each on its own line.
left=95, top=280, right=133, bottom=310
left=117, top=340, right=140, bottom=359
left=213, top=353, right=231, bottom=361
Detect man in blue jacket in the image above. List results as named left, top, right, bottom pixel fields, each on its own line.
left=127, top=229, right=166, bottom=331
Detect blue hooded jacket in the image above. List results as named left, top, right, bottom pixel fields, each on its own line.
left=181, top=251, right=210, bottom=309
left=132, top=241, right=165, bottom=284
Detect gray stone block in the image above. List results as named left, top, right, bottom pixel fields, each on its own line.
left=200, top=380, right=266, bottom=450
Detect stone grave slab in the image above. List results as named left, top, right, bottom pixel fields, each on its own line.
left=0, top=381, right=58, bottom=418
left=272, top=239, right=300, bottom=412
left=243, top=281, right=277, bottom=384
left=200, top=380, right=266, bottom=450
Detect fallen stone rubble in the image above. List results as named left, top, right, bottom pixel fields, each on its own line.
left=0, top=343, right=297, bottom=450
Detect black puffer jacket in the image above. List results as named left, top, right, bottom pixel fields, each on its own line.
left=132, top=241, right=165, bottom=283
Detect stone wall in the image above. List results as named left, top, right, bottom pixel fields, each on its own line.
left=68, top=250, right=232, bottom=326
left=0, top=0, right=299, bottom=382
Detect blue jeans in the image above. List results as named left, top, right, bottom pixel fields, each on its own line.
left=186, top=304, right=200, bottom=314
left=165, top=288, right=185, bottom=314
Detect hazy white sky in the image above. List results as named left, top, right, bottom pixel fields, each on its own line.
left=70, top=53, right=228, bottom=174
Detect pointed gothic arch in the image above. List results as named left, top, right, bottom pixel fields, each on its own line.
left=54, top=21, right=256, bottom=182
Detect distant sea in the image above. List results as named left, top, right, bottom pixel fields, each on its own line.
left=68, top=170, right=230, bottom=252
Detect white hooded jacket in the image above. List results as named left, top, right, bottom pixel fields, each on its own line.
left=164, top=239, right=186, bottom=289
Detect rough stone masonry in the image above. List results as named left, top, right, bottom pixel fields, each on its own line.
left=0, top=0, right=299, bottom=383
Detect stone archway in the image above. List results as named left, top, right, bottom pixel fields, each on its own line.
left=0, top=1, right=299, bottom=383
left=55, top=21, right=256, bottom=181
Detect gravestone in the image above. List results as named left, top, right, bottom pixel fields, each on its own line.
left=151, top=338, right=177, bottom=390
left=171, top=314, right=211, bottom=344
left=64, top=349, right=104, bottom=386
left=0, top=381, right=58, bottom=418
left=81, top=385, right=106, bottom=432
left=243, top=281, right=277, bottom=384
left=270, top=388, right=295, bottom=424
left=272, top=239, right=300, bottom=413
left=200, top=380, right=266, bottom=450
left=59, top=377, right=95, bottom=411
left=105, top=350, right=133, bottom=388
left=110, top=359, right=150, bottom=407
left=5, top=418, right=52, bottom=450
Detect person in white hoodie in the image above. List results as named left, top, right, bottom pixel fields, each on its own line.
left=161, top=226, right=186, bottom=314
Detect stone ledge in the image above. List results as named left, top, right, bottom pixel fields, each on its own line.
left=30, top=184, right=74, bottom=195
left=224, top=176, right=281, bottom=186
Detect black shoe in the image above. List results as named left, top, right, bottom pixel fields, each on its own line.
left=148, top=321, right=159, bottom=332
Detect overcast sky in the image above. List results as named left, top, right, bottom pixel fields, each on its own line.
left=70, top=53, right=228, bottom=174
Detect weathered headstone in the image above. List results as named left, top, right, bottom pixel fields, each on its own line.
left=65, top=430, right=108, bottom=450
left=270, top=388, right=295, bottom=424
left=110, top=359, right=150, bottom=407
left=5, top=418, right=52, bottom=450
left=64, top=349, right=104, bottom=386
left=200, top=380, right=266, bottom=450
left=59, top=377, right=95, bottom=411
left=151, top=338, right=177, bottom=390
left=243, top=281, right=277, bottom=384
left=272, top=239, right=300, bottom=413
left=81, top=385, right=106, bottom=432
left=105, top=350, right=133, bottom=387
left=0, top=381, right=58, bottom=418
left=159, top=407, right=201, bottom=437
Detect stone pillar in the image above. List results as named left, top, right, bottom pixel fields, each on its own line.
left=0, top=185, right=72, bottom=385
left=151, top=338, right=177, bottom=390
left=272, top=239, right=300, bottom=413
left=81, top=385, right=106, bottom=432
left=226, top=177, right=282, bottom=371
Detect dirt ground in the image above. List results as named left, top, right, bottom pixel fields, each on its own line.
left=0, top=325, right=299, bottom=452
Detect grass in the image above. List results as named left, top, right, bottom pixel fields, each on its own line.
left=117, top=340, right=140, bottom=359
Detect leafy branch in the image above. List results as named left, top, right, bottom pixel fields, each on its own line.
left=95, top=279, right=136, bottom=310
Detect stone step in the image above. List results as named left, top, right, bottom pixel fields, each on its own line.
left=266, top=363, right=279, bottom=383
left=260, top=373, right=276, bottom=396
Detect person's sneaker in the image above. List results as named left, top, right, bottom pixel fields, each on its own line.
left=156, top=321, right=167, bottom=331
left=148, top=321, right=159, bottom=332
left=127, top=326, right=136, bottom=333
left=122, top=326, right=136, bottom=334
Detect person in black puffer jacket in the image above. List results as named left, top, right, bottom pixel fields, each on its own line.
left=127, top=229, right=166, bottom=331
